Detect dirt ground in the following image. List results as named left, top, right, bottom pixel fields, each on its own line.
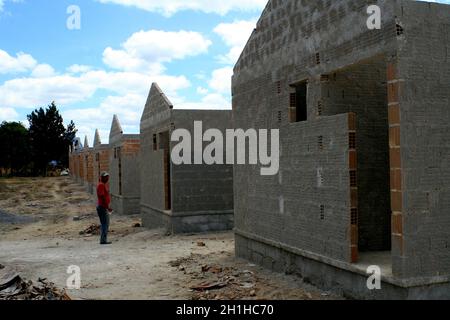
left=0, top=177, right=342, bottom=300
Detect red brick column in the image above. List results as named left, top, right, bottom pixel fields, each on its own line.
left=85, top=152, right=94, bottom=185
left=387, top=63, right=404, bottom=256
left=79, top=155, right=84, bottom=183
left=348, top=112, right=359, bottom=263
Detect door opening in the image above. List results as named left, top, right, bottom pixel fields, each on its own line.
left=320, top=56, right=392, bottom=261
left=159, top=131, right=171, bottom=211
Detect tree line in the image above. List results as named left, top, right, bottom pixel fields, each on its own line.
left=0, top=102, right=77, bottom=177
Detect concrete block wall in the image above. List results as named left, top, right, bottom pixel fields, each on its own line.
left=392, top=0, right=450, bottom=279
left=119, top=137, right=141, bottom=214
left=140, top=83, right=234, bottom=233
left=140, top=84, right=171, bottom=222
left=235, top=233, right=450, bottom=300
left=121, top=138, right=141, bottom=197
left=83, top=149, right=94, bottom=194
left=140, top=131, right=167, bottom=217
left=234, top=114, right=355, bottom=263
left=140, top=84, right=176, bottom=230
left=75, top=153, right=80, bottom=181
left=78, top=154, right=84, bottom=184
left=72, top=153, right=80, bottom=181
left=69, top=151, right=74, bottom=177
left=171, top=111, right=234, bottom=215
left=321, top=57, right=391, bottom=252
left=109, top=122, right=141, bottom=216
left=93, top=147, right=110, bottom=193
left=233, top=0, right=450, bottom=291
left=233, top=0, right=398, bottom=267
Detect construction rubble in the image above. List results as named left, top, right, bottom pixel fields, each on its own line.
left=79, top=224, right=100, bottom=236
left=0, top=268, right=70, bottom=300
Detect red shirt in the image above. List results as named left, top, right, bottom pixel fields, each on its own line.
left=97, top=182, right=111, bottom=209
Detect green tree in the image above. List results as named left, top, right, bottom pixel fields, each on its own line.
left=27, top=102, right=77, bottom=175
left=0, top=121, right=30, bottom=176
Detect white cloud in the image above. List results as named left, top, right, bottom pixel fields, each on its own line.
left=172, top=67, right=233, bottom=110
left=195, top=72, right=207, bottom=80
left=31, top=64, right=56, bottom=78
left=208, top=67, right=233, bottom=94
left=96, top=0, right=267, bottom=16
left=0, top=0, right=24, bottom=12
left=99, top=94, right=144, bottom=123
left=214, top=19, right=257, bottom=64
left=197, top=86, right=208, bottom=95
left=0, top=49, right=37, bottom=74
left=0, top=107, right=19, bottom=122
left=103, top=47, right=165, bottom=74
left=214, top=19, right=256, bottom=49
left=175, top=93, right=231, bottom=110
left=0, top=70, right=190, bottom=108
left=0, top=74, right=97, bottom=107
left=103, top=30, right=212, bottom=73
left=95, top=0, right=450, bottom=17
left=67, top=64, right=92, bottom=74
left=36, top=71, right=190, bottom=142
left=419, top=0, right=450, bottom=3
left=0, top=23, right=225, bottom=141
left=62, top=93, right=145, bottom=142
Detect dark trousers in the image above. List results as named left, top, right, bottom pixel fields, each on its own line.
left=96, top=206, right=110, bottom=244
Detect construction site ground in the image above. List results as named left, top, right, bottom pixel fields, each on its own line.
left=0, top=177, right=343, bottom=300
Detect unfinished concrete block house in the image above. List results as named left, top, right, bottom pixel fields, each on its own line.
left=232, top=0, right=450, bottom=298
left=92, top=129, right=110, bottom=193
left=69, top=137, right=82, bottom=181
left=76, top=148, right=84, bottom=185
left=82, top=136, right=95, bottom=194
left=109, top=115, right=141, bottom=215
left=140, top=83, right=234, bottom=234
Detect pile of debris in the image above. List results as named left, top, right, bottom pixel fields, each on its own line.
left=169, top=254, right=259, bottom=300
left=79, top=224, right=100, bottom=236
left=169, top=251, right=336, bottom=300
left=0, top=269, right=70, bottom=300
left=190, top=266, right=258, bottom=300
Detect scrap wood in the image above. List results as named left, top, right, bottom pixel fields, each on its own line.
left=0, top=270, right=21, bottom=291
left=0, top=270, right=70, bottom=301
left=190, top=281, right=228, bottom=292
left=201, top=265, right=223, bottom=274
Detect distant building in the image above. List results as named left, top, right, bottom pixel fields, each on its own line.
left=70, top=137, right=85, bottom=183
left=92, top=129, right=110, bottom=194
left=109, top=115, right=141, bottom=215
left=139, top=83, right=234, bottom=234
left=82, top=136, right=94, bottom=194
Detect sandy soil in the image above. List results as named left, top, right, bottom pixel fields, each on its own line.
left=0, top=177, right=342, bottom=300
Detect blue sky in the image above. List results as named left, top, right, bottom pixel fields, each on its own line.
left=0, top=0, right=449, bottom=143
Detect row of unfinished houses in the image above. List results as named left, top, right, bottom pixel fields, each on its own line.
left=69, top=0, right=450, bottom=299
left=69, top=85, right=234, bottom=234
